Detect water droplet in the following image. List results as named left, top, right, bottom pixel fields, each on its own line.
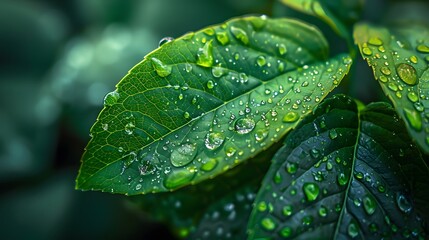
left=363, top=195, right=376, bottom=215
left=410, top=55, right=418, bottom=64
left=280, top=227, right=292, bottom=238
left=403, top=108, right=422, bottom=131
left=249, top=15, right=267, bottom=29
left=183, top=112, right=190, bottom=119
left=407, top=92, right=418, bottom=102
left=159, top=37, right=174, bottom=46
left=388, top=82, right=398, bottom=91
left=212, top=66, right=226, bottom=78
left=282, top=205, right=293, bottom=217
left=234, top=117, right=255, bottom=134
left=303, top=182, right=319, bottom=202
left=397, top=63, right=417, bottom=85
left=239, top=73, right=248, bottom=83
left=230, top=26, right=249, bottom=45
left=286, top=162, right=297, bottom=174
left=225, top=147, right=236, bottom=157
left=379, top=75, right=388, bottom=82
left=416, top=44, right=429, bottom=53
left=318, top=206, right=328, bottom=217
left=201, top=158, right=218, bottom=172
left=196, top=40, right=214, bottom=67
left=135, top=184, right=142, bottom=191
left=203, top=28, right=215, bottom=36
left=348, top=221, right=359, bottom=238
left=207, top=80, right=215, bottom=89
left=185, top=63, right=193, bottom=73
left=329, top=129, right=338, bottom=139
left=170, top=143, right=197, bottom=167
left=257, top=201, right=267, bottom=212
left=256, top=56, right=266, bottom=66
left=337, top=172, right=348, bottom=186
left=278, top=43, right=287, bottom=55
left=125, top=122, right=135, bottom=135
left=362, top=47, right=372, bottom=56
left=215, top=31, right=229, bottom=45
left=261, top=217, right=276, bottom=231
left=255, top=129, right=268, bottom=142
left=205, top=132, right=225, bottom=150
left=302, top=215, right=313, bottom=226
left=368, top=37, right=383, bottom=46
left=164, top=169, right=196, bottom=189
left=151, top=57, right=172, bottom=77
left=380, top=67, right=391, bottom=75
left=283, top=112, right=299, bottom=123
left=396, top=193, right=412, bottom=214
left=104, top=91, right=120, bottom=107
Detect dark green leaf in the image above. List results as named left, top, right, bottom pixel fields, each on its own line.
left=280, top=0, right=363, bottom=39
left=354, top=23, right=429, bottom=154
left=76, top=16, right=352, bottom=194
left=247, top=95, right=429, bottom=239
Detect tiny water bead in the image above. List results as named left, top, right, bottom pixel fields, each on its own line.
left=197, top=40, right=214, bottom=67
left=204, top=132, right=225, bottom=150
left=282, top=205, right=293, bottom=217
left=380, top=67, right=391, bottom=76
left=230, top=26, right=249, bottom=45
left=164, top=169, right=196, bottom=189
left=403, top=108, right=422, bottom=131
left=103, top=91, right=120, bottom=107
left=234, top=117, right=255, bottom=134
left=303, top=182, right=319, bottom=202
left=158, top=36, right=174, bottom=46
left=396, top=63, right=417, bottom=85
left=151, top=57, right=172, bottom=77
left=282, top=112, right=299, bottom=123
left=170, top=143, right=197, bottom=167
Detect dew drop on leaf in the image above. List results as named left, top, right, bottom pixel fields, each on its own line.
left=170, top=143, right=197, bottom=167
left=278, top=43, right=287, bottom=55
left=204, top=132, right=225, bottom=150
left=151, top=57, right=172, bottom=77
left=318, top=206, right=328, bottom=217
left=337, top=172, right=348, bottom=186
left=234, top=117, right=255, bottom=134
left=164, top=169, right=196, bottom=189
left=362, top=47, right=372, bottom=56
left=368, top=37, right=383, bottom=46
left=201, top=158, right=218, bottom=172
left=348, top=221, right=359, bottom=238
left=207, top=80, right=215, bottom=89
left=256, top=56, right=266, bottom=67
left=286, top=162, right=298, bottom=174
left=403, top=108, right=422, bottom=131
left=396, top=193, right=412, bottom=214
left=230, top=26, right=249, bottom=45
left=397, top=63, right=417, bottom=85
left=212, top=66, right=226, bottom=78
left=254, top=129, right=268, bottom=142
left=261, top=217, right=276, bottom=231
left=416, top=44, right=429, bottom=53
left=280, top=227, right=292, bottom=238
left=103, top=91, right=120, bottom=107
left=225, top=147, right=236, bottom=157
left=282, top=205, right=293, bottom=217
left=158, top=37, right=174, bottom=46
left=124, top=122, right=135, bottom=135
left=329, top=129, right=338, bottom=139
left=407, top=92, right=418, bottom=102
left=363, top=195, right=376, bottom=215
left=185, top=63, right=193, bottom=73
left=282, top=112, right=299, bottom=123
left=215, top=31, right=229, bottom=45
left=303, top=182, right=319, bottom=202
left=196, top=40, right=214, bottom=67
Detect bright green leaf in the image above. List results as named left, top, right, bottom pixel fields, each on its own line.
left=354, top=23, right=429, bottom=154
left=280, top=0, right=363, bottom=40
left=76, top=16, right=352, bottom=195
left=248, top=95, right=429, bottom=239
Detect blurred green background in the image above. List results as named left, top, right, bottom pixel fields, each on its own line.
left=2, top=0, right=427, bottom=239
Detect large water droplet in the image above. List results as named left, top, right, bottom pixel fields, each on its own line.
left=303, top=182, right=319, bottom=202
left=159, top=37, right=174, bottom=46
left=151, top=57, right=172, bottom=77
left=403, top=108, right=422, bottom=131
left=396, top=193, right=412, bottom=214
left=416, top=44, right=429, bottom=53
left=104, top=91, right=120, bottom=107
left=407, top=92, right=418, bottom=102
left=197, top=40, right=214, bottom=67
left=234, top=117, right=255, bottom=134
left=170, top=143, right=197, bottom=167
left=205, top=132, right=225, bottom=150
left=283, top=112, right=299, bottom=123
left=348, top=221, right=359, bottom=238
left=368, top=37, right=383, bottom=46
left=164, top=169, right=196, bottom=189
left=363, top=195, right=376, bottom=215
left=261, top=217, right=276, bottom=231
left=201, top=158, right=218, bottom=172
left=230, top=26, right=249, bottom=45
left=216, top=31, right=229, bottom=45
left=302, top=215, right=313, bottom=226
left=397, top=63, right=417, bottom=85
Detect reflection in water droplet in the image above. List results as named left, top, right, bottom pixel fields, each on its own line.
left=104, top=91, right=120, bottom=107
left=249, top=15, right=267, bottom=29
left=164, top=169, right=196, bottom=189
left=303, top=182, right=319, bottom=202
left=205, top=132, right=225, bottom=150
left=234, top=118, right=255, bottom=134
left=380, top=67, right=391, bottom=76
left=397, top=63, right=417, bottom=85
left=410, top=55, right=418, bottom=64
left=302, top=215, right=313, bottom=226
left=230, top=26, right=249, bottom=45
left=363, top=195, right=376, bottom=215
left=196, top=40, right=214, bottom=67
left=151, top=57, right=172, bottom=77
left=170, top=143, right=197, bottom=167
left=159, top=37, right=174, bottom=46
left=185, top=63, right=193, bottom=73
left=225, top=147, right=236, bottom=157
left=403, top=108, right=422, bottom=131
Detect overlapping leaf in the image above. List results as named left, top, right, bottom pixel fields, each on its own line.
left=248, top=95, right=429, bottom=239
left=280, top=0, right=363, bottom=40
left=76, top=16, right=352, bottom=194
left=355, top=24, right=429, bottom=154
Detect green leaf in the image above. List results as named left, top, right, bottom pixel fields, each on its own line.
left=354, top=23, right=429, bottom=154
left=247, top=95, right=429, bottom=239
left=280, top=0, right=363, bottom=40
left=76, top=15, right=352, bottom=195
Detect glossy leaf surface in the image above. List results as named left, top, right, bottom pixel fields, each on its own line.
left=248, top=95, right=429, bottom=239
left=355, top=23, right=429, bottom=154
left=76, top=16, right=352, bottom=194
